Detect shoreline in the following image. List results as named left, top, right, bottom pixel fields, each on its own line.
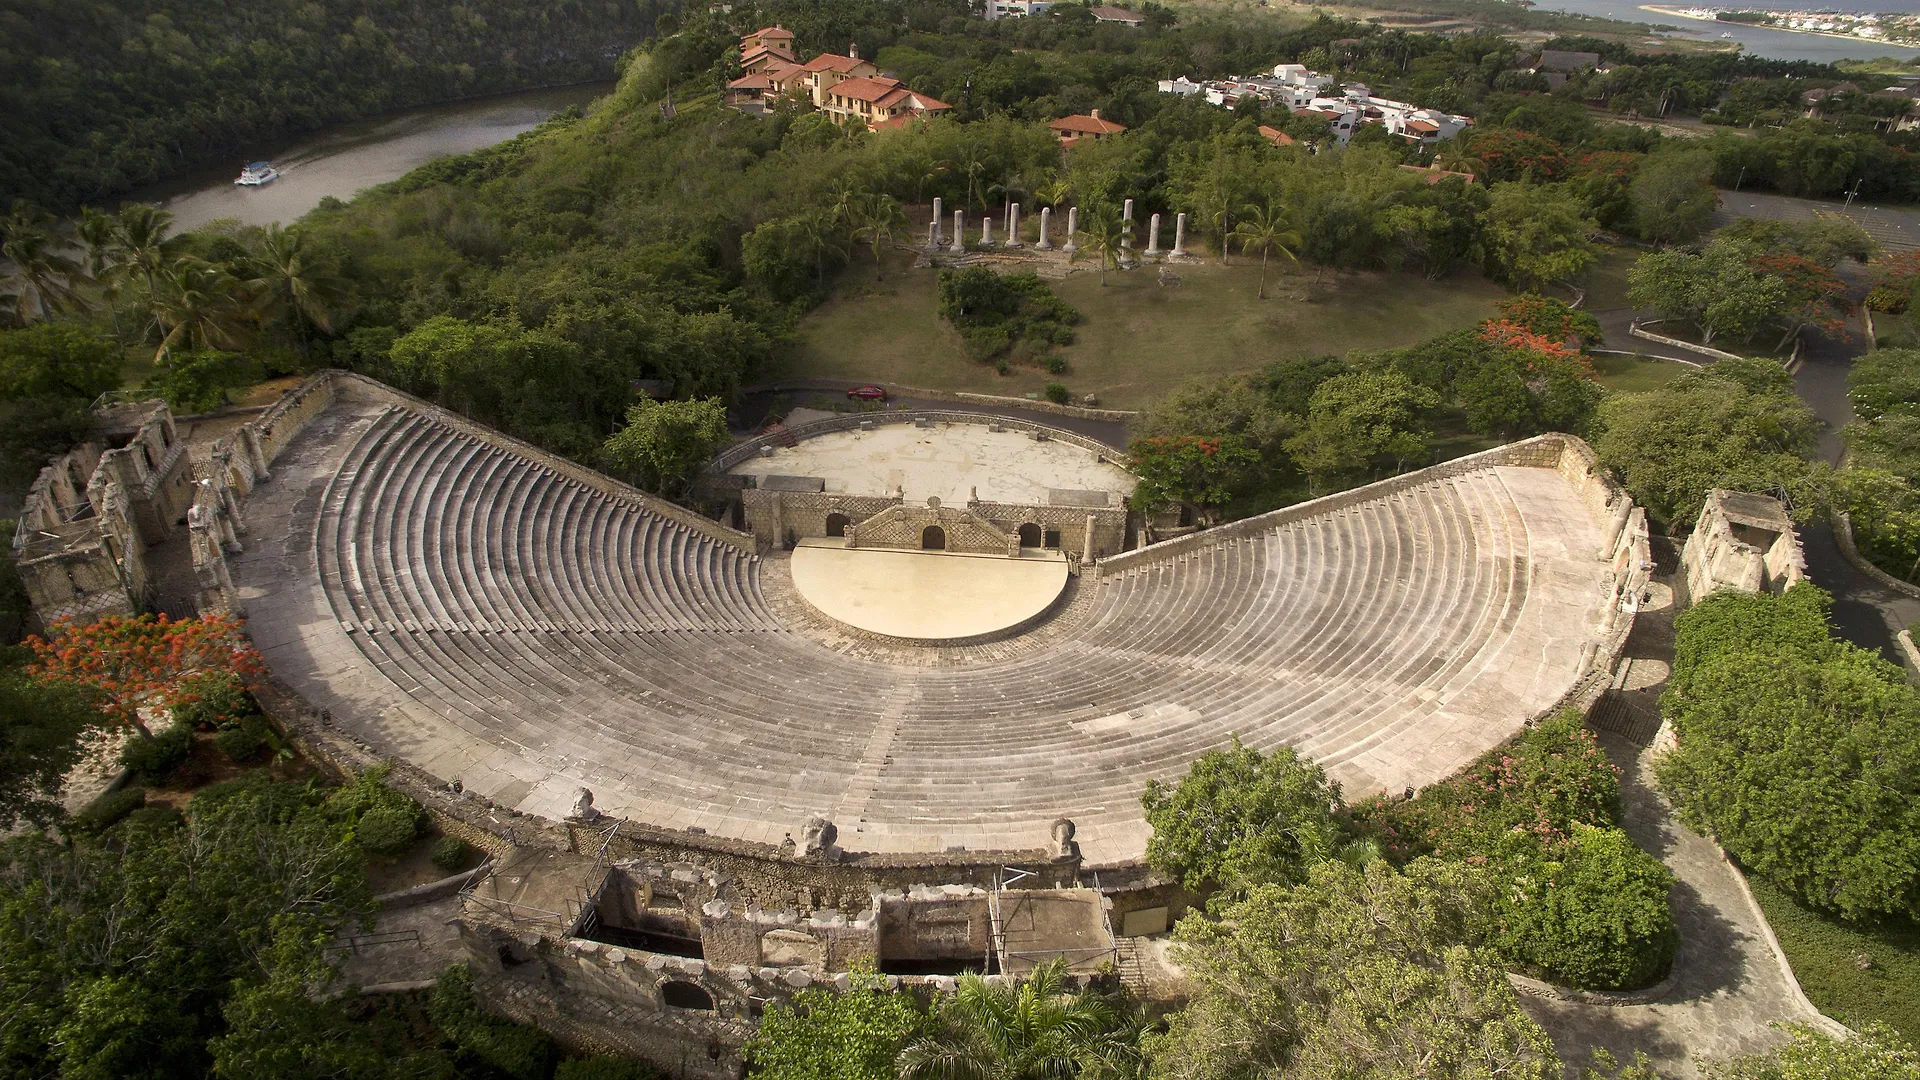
left=1640, top=4, right=1919, bottom=47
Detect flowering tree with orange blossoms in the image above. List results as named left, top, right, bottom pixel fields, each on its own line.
left=1492, top=294, right=1604, bottom=350
left=25, top=612, right=264, bottom=731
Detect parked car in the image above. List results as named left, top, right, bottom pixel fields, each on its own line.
left=846, top=385, right=888, bottom=401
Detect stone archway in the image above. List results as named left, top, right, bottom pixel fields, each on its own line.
left=662, top=981, right=715, bottom=1010
left=1018, top=522, right=1042, bottom=548
left=826, top=512, right=850, bottom=538
left=921, top=525, right=946, bottom=551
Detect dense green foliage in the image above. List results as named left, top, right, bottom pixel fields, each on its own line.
left=1843, top=347, right=1920, bottom=582
left=0, top=0, right=669, bottom=210
left=1662, top=585, right=1920, bottom=921
left=1349, top=713, right=1675, bottom=991
left=1593, top=357, right=1819, bottom=528
left=900, top=960, right=1142, bottom=1080
left=748, top=968, right=927, bottom=1080
left=0, top=322, right=122, bottom=489
left=1141, top=740, right=1344, bottom=895
left=1703, top=1022, right=1920, bottom=1080
left=600, top=397, right=731, bottom=498
left=935, top=268, right=1078, bottom=365
left=1148, top=859, right=1560, bottom=1080
left=0, top=662, right=95, bottom=829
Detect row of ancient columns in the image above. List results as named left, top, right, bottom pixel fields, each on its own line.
left=924, top=196, right=1190, bottom=258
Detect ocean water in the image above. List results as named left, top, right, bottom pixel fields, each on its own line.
left=1537, top=0, right=1920, bottom=61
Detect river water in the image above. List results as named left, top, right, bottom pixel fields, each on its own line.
left=129, top=82, right=611, bottom=233
left=1536, top=0, right=1920, bottom=62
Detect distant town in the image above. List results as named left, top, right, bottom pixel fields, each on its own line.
left=1645, top=4, right=1920, bottom=46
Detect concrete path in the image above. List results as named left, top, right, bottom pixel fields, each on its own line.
left=1714, top=190, right=1920, bottom=253
left=1524, top=729, right=1820, bottom=1077
left=332, top=894, right=466, bottom=990
left=1591, top=308, right=1714, bottom=365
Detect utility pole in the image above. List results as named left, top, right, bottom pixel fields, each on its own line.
left=1734, top=166, right=1746, bottom=192
left=1846, top=178, right=1864, bottom=208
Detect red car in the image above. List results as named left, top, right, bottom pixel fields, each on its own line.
left=846, top=385, right=888, bottom=402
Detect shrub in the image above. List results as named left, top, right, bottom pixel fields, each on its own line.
left=431, top=965, right=558, bottom=1080
left=1043, top=383, right=1070, bottom=404
left=1348, top=710, right=1621, bottom=863
left=357, top=804, right=424, bottom=856
left=555, top=1058, right=661, bottom=1080
left=1044, top=354, right=1068, bottom=375
left=119, top=726, right=194, bottom=784
left=212, top=724, right=266, bottom=763
left=1142, top=739, right=1344, bottom=894
left=994, top=358, right=1010, bottom=376
left=1494, top=825, right=1677, bottom=990
left=936, top=268, right=1079, bottom=362
left=71, top=786, right=145, bottom=834
left=431, top=835, right=476, bottom=873
left=1660, top=584, right=1920, bottom=920
left=172, top=671, right=254, bottom=730
left=119, top=805, right=186, bottom=832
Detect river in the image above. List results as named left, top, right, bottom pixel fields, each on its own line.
left=129, top=82, right=612, bottom=233
left=1537, top=0, right=1920, bottom=62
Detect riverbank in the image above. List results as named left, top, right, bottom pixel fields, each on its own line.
left=1642, top=4, right=1920, bottom=49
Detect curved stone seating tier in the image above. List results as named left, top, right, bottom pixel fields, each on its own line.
left=233, top=397, right=1617, bottom=865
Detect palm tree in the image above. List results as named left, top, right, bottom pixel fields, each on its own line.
left=1229, top=202, right=1303, bottom=300
left=1070, top=203, right=1129, bottom=286
left=148, top=259, right=250, bottom=362
left=113, top=203, right=186, bottom=293
left=847, top=193, right=906, bottom=280
left=1, top=200, right=90, bottom=324
left=897, top=960, right=1142, bottom=1080
left=244, top=224, right=352, bottom=349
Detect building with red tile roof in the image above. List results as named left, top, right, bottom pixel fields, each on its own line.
left=820, top=75, right=951, bottom=127
left=1047, top=110, right=1127, bottom=144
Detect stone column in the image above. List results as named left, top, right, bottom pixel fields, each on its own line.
left=950, top=210, right=966, bottom=254
left=932, top=197, right=944, bottom=245
left=1036, top=207, right=1053, bottom=250
left=1172, top=212, right=1188, bottom=257
left=927, top=221, right=939, bottom=250
left=1062, top=207, right=1079, bottom=253
left=1121, top=198, right=1134, bottom=249
left=1146, top=213, right=1162, bottom=257
left=980, top=214, right=994, bottom=246
left=1005, top=202, right=1023, bottom=248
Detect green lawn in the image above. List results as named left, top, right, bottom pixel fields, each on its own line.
left=1592, top=352, right=1690, bottom=394
left=1748, top=876, right=1920, bottom=1039
left=782, top=249, right=1509, bottom=411
left=1583, top=245, right=1639, bottom=312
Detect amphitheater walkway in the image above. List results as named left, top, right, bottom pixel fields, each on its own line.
left=231, top=383, right=1620, bottom=865
left=1530, top=591, right=1834, bottom=1078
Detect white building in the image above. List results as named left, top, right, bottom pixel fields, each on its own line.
left=1154, top=65, right=1468, bottom=147
left=983, top=0, right=1053, bottom=18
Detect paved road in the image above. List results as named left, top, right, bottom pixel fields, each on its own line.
left=1713, top=189, right=1920, bottom=252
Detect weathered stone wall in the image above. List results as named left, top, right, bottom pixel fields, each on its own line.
left=1681, top=489, right=1803, bottom=602
left=711, top=409, right=1127, bottom=472
left=849, top=500, right=1013, bottom=555
left=741, top=489, right=896, bottom=549
left=876, top=887, right=991, bottom=964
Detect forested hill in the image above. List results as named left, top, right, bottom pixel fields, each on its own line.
left=0, top=0, right=678, bottom=210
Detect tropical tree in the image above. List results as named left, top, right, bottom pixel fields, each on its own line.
left=600, top=397, right=731, bottom=498
left=1229, top=203, right=1301, bottom=301
left=1284, top=370, right=1438, bottom=493
left=25, top=613, right=265, bottom=732
left=147, top=259, right=251, bottom=362
left=112, top=204, right=187, bottom=294
left=1140, top=738, right=1344, bottom=894
left=1482, top=182, right=1599, bottom=293
left=1, top=200, right=90, bottom=325
left=749, top=966, right=927, bottom=1080
left=897, top=959, right=1141, bottom=1080
left=0, top=670, right=96, bottom=830
left=1148, top=859, right=1560, bottom=1080
left=1071, top=203, right=1129, bottom=286
left=243, top=225, right=352, bottom=347
left=848, top=194, right=907, bottom=280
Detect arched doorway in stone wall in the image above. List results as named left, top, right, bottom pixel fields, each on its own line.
left=921, top=525, right=946, bottom=551
left=1017, top=522, right=1042, bottom=548
left=662, top=981, right=714, bottom=1010
left=826, top=512, right=850, bottom=538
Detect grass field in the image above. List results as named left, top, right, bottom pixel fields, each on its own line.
left=1584, top=246, right=1640, bottom=312
left=783, top=248, right=1509, bottom=411
left=1592, top=352, right=1690, bottom=393
left=1748, top=876, right=1920, bottom=1039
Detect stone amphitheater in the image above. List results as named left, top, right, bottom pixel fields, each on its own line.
left=190, top=373, right=1653, bottom=865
